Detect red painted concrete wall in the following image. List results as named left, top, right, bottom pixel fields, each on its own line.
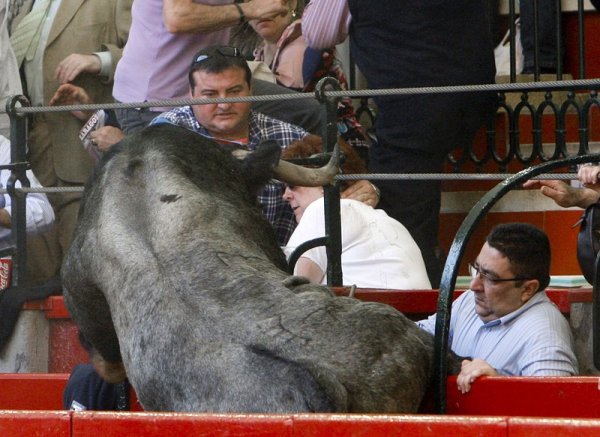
left=3, top=376, right=600, bottom=436
left=439, top=210, right=583, bottom=276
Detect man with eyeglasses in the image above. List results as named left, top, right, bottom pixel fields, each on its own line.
left=151, top=45, right=378, bottom=246
left=417, top=223, right=578, bottom=394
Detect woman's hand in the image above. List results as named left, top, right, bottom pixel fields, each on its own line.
left=341, top=180, right=379, bottom=207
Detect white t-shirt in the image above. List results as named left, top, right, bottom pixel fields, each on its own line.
left=0, top=135, right=55, bottom=249
left=284, top=198, right=431, bottom=289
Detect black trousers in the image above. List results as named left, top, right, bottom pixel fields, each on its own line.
left=369, top=145, right=447, bottom=288
left=519, top=0, right=562, bottom=72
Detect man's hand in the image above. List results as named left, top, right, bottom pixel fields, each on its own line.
left=523, top=179, right=600, bottom=209
left=0, top=209, right=11, bottom=228
left=456, top=358, right=497, bottom=394
left=89, top=126, right=125, bottom=152
left=55, top=54, right=101, bottom=84
left=341, top=180, right=379, bottom=207
left=242, top=0, right=288, bottom=20
left=49, top=84, right=94, bottom=120
left=578, top=165, right=600, bottom=185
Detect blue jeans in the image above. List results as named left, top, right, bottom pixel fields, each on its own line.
left=114, top=108, right=162, bottom=134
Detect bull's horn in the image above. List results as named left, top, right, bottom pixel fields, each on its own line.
left=233, top=144, right=340, bottom=187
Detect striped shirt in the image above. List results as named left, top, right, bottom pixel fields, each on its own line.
left=302, top=0, right=352, bottom=49
left=417, top=290, right=578, bottom=376
left=151, top=107, right=308, bottom=245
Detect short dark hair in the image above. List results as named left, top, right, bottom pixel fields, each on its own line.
left=486, top=223, right=551, bottom=291
left=188, top=45, right=252, bottom=89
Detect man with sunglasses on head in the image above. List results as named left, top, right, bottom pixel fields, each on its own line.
left=417, top=223, right=578, bottom=394
left=112, top=0, right=323, bottom=136
left=151, top=46, right=378, bottom=246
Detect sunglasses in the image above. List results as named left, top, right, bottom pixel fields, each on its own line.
left=191, top=46, right=243, bottom=67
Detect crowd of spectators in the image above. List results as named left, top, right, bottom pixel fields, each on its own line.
left=3, top=0, right=597, bottom=411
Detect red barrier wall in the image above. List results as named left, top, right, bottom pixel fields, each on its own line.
left=3, top=374, right=600, bottom=419
left=21, top=289, right=591, bottom=374
left=0, top=411, right=70, bottom=437
left=3, top=411, right=600, bottom=437
left=4, top=374, right=600, bottom=435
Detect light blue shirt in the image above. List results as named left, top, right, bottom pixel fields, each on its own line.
left=417, top=290, right=578, bottom=376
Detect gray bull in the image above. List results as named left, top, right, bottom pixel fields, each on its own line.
left=62, top=124, right=460, bottom=413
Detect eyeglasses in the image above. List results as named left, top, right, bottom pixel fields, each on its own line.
left=468, top=262, right=531, bottom=285
left=191, top=46, right=243, bottom=67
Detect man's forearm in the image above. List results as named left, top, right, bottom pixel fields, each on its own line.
left=303, top=0, right=350, bottom=49
left=163, top=0, right=241, bottom=33
left=575, top=186, right=600, bottom=209
left=163, top=0, right=286, bottom=34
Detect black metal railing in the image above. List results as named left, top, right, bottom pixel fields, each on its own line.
left=2, top=0, right=599, bottom=410
left=350, top=1, right=598, bottom=172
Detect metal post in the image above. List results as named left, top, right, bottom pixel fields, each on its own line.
left=578, top=0, right=586, bottom=79
left=556, top=0, right=563, bottom=80
left=315, top=78, right=343, bottom=287
left=594, top=251, right=600, bottom=369
left=6, top=95, right=31, bottom=287
left=509, top=0, right=517, bottom=82
left=533, top=0, right=540, bottom=80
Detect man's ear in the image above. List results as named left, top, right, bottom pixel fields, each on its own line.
left=520, top=279, right=540, bottom=302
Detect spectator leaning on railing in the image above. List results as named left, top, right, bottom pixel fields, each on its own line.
left=417, top=223, right=578, bottom=394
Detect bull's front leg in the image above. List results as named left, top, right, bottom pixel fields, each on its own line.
left=62, top=260, right=126, bottom=383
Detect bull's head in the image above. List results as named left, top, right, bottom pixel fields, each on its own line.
left=232, top=140, right=339, bottom=190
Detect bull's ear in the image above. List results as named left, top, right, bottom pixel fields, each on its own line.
left=240, top=140, right=282, bottom=193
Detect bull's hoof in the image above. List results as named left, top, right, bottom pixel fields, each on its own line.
left=282, top=276, right=311, bottom=288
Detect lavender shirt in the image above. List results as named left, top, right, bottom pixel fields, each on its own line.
left=113, top=0, right=231, bottom=110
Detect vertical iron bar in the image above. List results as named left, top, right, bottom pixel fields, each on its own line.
left=556, top=0, right=563, bottom=80
left=509, top=0, right=517, bottom=82
left=6, top=95, right=30, bottom=287
left=578, top=0, right=586, bottom=79
left=579, top=92, right=589, bottom=155
left=533, top=0, right=540, bottom=80
left=315, top=78, right=343, bottom=287
left=349, top=51, right=356, bottom=91
left=594, top=250, right=600, bottom=369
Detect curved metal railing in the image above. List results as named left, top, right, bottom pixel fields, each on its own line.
left=3, top=73, right=600, bottom=414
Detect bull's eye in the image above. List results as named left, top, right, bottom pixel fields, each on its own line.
left=160, top=194, right=182, bottom=203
